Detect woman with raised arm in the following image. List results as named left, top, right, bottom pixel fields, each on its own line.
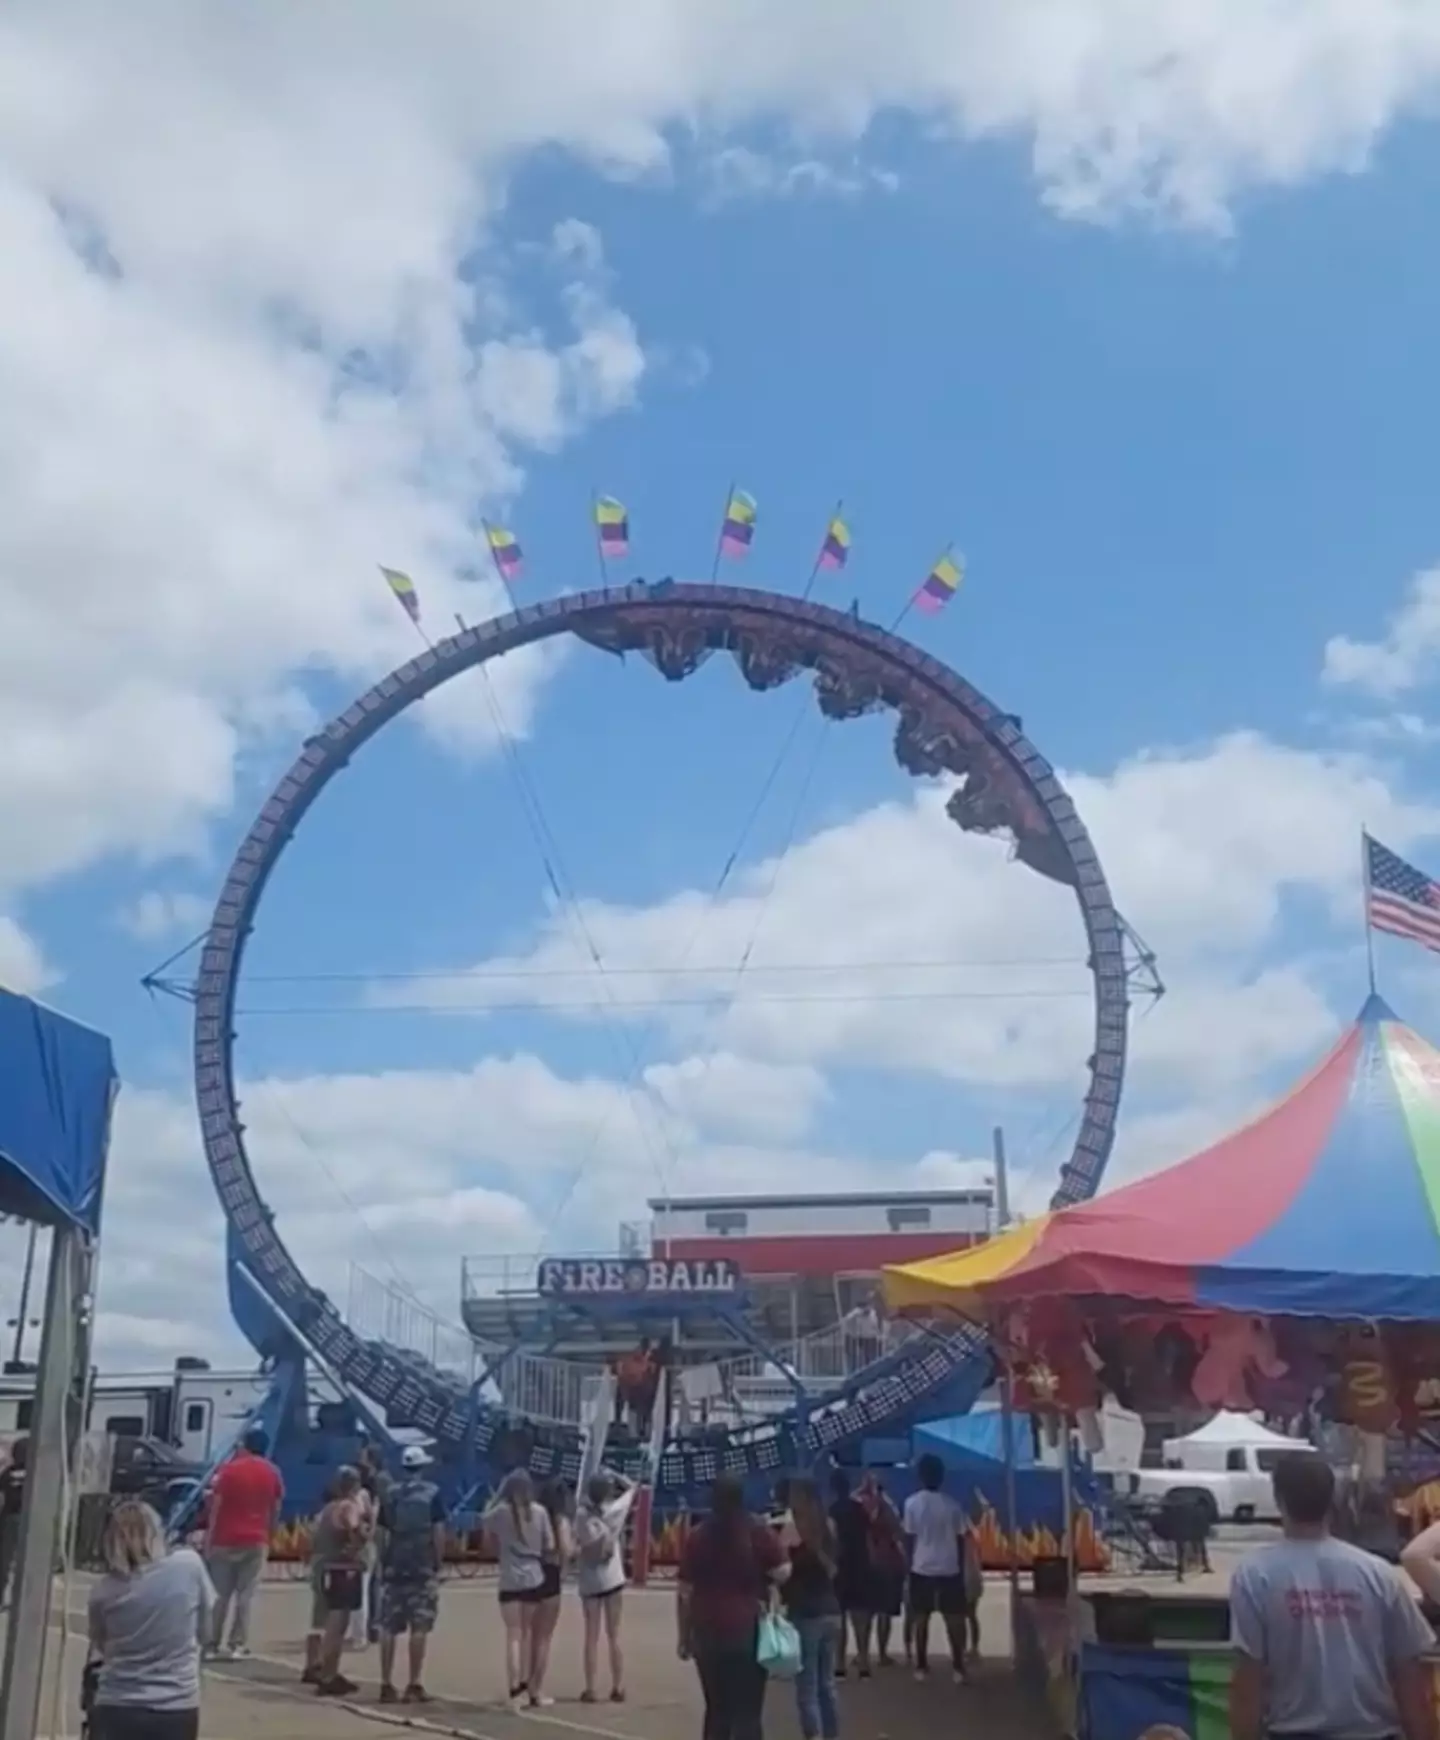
left=575, top=1471, right=632, bottom=1704
left=483, top=1469, right=554, bottom=1709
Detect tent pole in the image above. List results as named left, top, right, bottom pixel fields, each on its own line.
left=1000, top=1352, right=1022, bottom=1655
left=1361, top=827, right=1378, bottom=996
left=991, top=1126, right=1010, bottom=1231
left=1060, top=1415, right=1076, bottom=1593
left=0, top=1222, right=84, bottom=1740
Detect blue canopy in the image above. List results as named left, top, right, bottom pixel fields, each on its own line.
left=916, top=1408, right=1040, bottom=1467
left=901, top=1408, right=1096, bottom=1548
left=0, top=990, right=117, bottom=1234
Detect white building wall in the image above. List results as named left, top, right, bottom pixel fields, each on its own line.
left=651, top=1195, right=992, bottom=1240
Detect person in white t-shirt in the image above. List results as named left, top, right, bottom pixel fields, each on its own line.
left=901, top=1454, right=971, bottom=1684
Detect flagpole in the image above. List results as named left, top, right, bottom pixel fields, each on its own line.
left=890, top=542, right=953, bottom=635
left=710, top=480, right=734, bottom=583
left=380, top=567, right=434, bottom=653
left=589, top=491, right=610, bottom=589
left=1362, top=827, right=1378, bottom=996
left=480, top=517, right=519, bottom=612
left=799, top=498, right=843, bottom=603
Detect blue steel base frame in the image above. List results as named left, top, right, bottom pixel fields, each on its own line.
left=193, top=583, right=1130, bottom=1498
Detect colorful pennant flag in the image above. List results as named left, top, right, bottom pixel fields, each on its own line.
left=485, top=523, right=524, bottom=581
left=914, top=552, right=963, bottom=616
left=817, top=514, right=851, bottom=572
left=594, top=496, right=630, bottom=558
left=719, top=489, right=758, bottom=560
left=380, top=565, right=420, bottom=625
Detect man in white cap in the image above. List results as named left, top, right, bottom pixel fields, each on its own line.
left=375, top=1445, right=447, bottom=1705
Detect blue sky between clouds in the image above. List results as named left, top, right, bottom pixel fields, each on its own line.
left=8, top=23, right=1440, bottom=1359
left=47, top=137, right=1440, bottom=1154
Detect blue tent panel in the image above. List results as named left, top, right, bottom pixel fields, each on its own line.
left=908, top=1410, right=1088, bottom=1543
left=916, top=1408, right=1039, bottom=1467
left=0, top=990, right=117, bottom=1233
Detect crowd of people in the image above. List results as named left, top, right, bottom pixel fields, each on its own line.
left=230, top=1441, right=637, bottom=1711
left=62, top=1429, right=985, bottom=1738
left=57, top=1398, right=1440, bottom=1740
left=67, top=1415, right=1440, bottom=1740
left=675, top=1455, right=982, bottom=1740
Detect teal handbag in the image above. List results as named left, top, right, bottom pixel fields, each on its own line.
left=756, top=1611, right=803, bottom=1680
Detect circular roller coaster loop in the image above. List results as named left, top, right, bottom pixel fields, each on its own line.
left=193, top=581, right=1130, bottom=1494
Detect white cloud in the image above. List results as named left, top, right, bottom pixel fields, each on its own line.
left=8, top=2, right=1440, bottom=1369
left=0, top=917, right=55, bottom=995
left=34, top=724, right=1439, bottom=1369
left=913, top=1150, right=995, bottom=1191
left=643, top=1052, right=828, bottom=1143
left=372, top=731, right=1435, bottom=1094
left=1336, top=711, right=1440, bottom=749
left=68, top=721, right=1434, bottom=1367
left=115, top=891, right=213, bottom=943
left=703, top=147, right=900, bottom=203
left=0, top=9, right=651, bottom=911
left=1323, top=566, right=1440, bottom=699
left=0, top=0, right=1435, bottom=905
left=77, top=1045, right=964, bottom=1368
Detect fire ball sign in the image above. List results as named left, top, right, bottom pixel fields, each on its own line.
left=536, top=1257, right=740, bottom=1297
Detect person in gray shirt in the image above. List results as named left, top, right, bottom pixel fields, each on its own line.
left=483, top=1470, right=554, bottom=1706
left=87, top=1500, right=215, bottom=1740
left=1230, top=1452, right=1435, bottom=1740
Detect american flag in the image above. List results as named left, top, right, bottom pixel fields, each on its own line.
left=1366, top=835, right=1440, bottom=954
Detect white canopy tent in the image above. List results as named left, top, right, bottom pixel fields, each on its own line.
left=1162, top=1410, right=1310, bottom=1470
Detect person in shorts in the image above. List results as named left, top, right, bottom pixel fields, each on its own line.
left=303, top=1467, right=369, bottom=1698
left=483, top=1470, right=555, bottom=1707
left=376, top=1445, right=447, bottom=1706
left=902, top=1454, right=971, bottom=1683
left=575, top=1472, right=631, bottom=1703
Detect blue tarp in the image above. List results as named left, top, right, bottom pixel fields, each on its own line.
left=901, top=1408, right=1097, bottom=1539
left=0, top=990, right=117, bottom=1233
left=916, top=1407, right=1040, bottom=1467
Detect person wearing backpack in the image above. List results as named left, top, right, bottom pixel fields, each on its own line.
left=375, top=1446, right=447, bottom=1706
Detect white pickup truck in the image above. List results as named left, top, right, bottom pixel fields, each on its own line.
left=1127, top=1441, right=1319, bottom=1524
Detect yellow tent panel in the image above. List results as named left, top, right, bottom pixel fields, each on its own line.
left=881, top=1214, right=1051, bottom=1317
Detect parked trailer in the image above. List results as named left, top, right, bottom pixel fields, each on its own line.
left=0, top=1358, right=335, bottom=1462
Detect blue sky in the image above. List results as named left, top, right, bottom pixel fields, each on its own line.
left=6, top=4, right=1440, bottom=1365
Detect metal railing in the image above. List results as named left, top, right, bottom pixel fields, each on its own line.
left=461, top=1254, right=548, bottom=1300
left=345, top=1266, right=481, bottom=1387
left=351, top=1263, right=921, bottom=1431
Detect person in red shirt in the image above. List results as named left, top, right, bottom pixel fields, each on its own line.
left=677, top=1476, right=790, bottom=1739
left=204, top=1426, right=284, bottom=1658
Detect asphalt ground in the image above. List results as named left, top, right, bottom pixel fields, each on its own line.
left=11, top=1569, right=1050, bottom=1740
